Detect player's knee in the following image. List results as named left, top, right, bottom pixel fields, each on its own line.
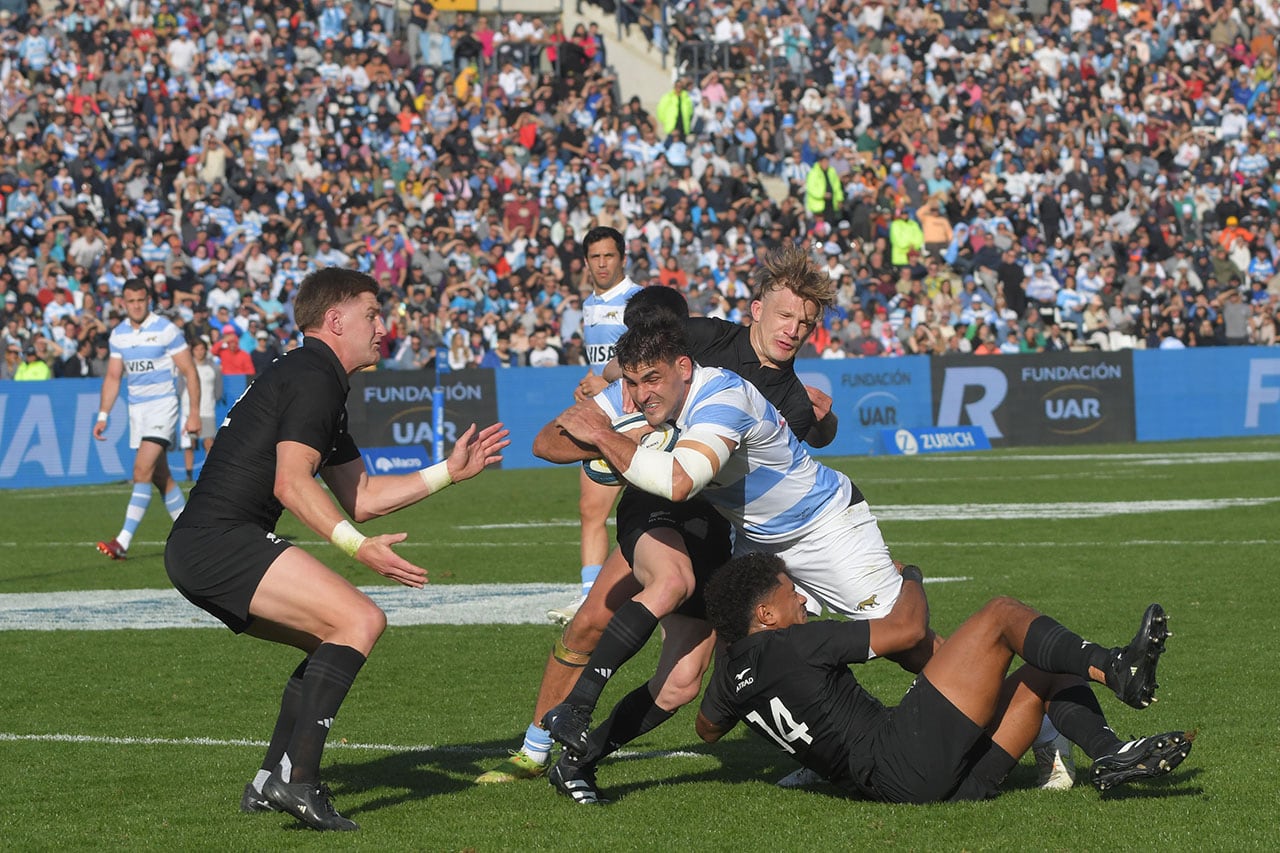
left=647, top=570, right=695, bottom=616
left=977, top=596, right=1032, bottom=634
left=982, top=596, right=1026, bottom=618
left=351, top=601, right=387, bottom=647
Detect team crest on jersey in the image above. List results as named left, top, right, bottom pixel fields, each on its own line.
left=855, top=594, right=878, bottom=612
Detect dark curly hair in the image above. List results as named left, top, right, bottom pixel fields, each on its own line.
left=705, top=553, right=787, bottom=645
left=613, top=313, right=690, bottom=372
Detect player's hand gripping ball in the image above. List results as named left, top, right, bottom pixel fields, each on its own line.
left=582, top=413, right=681, bottom=486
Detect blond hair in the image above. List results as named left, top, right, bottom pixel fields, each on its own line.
left=751, top=241, right=836, bottom=308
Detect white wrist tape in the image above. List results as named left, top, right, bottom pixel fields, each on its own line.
left=418, top=460, right=453, bottom=494
left=330, top=519, right=367, bottom=558
left=97, top=411, right=109, bottom=423
left=621, top=445, right=676, bottom=499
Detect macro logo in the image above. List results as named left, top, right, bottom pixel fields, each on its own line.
left=374, top=455, right=425, bottom=473
left=361, top=445, right=430, bottom=477
left=1041, top=383, right=1106, bottom=435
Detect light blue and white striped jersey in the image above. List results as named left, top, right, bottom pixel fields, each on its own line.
left=596, top=365, right=851, bottom=543
left=581, top=278, right=642, bottom=368
left=108, top=312, right=188, bottom=405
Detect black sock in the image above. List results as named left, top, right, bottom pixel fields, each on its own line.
left=1021, top=616, right=1111, bottom=679
left=565, top=601, right=659, bottom=711
left=584, top=683, right=675, bottom=762
left=1047, top=684, right=1123, bottom=760
left=281, top=643, right=366, bottom=784
left=261, top=659, right=308, bottom=775
left=952, top=742, right=1018, bottom=801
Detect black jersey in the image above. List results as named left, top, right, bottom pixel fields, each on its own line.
left=175, top=338, right=360, bottom=531
left=700, top=621, right=890, bottom=796
left=685, top=317, right=816, bottom=444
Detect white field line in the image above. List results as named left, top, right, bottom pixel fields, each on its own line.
left=10, top=450, right=1279, bottom=501
left=0, top=579, right=971, bottom=632
left=457, top=497, right=1280, bottom=528
left=0, top=731, right=709, bottom=761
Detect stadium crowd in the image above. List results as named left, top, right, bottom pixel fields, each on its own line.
left=3, top=0, right=1280, bottom=383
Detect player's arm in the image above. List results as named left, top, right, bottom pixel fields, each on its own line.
left=695, top=710, right=734, bottom=743
left=805, top=385, right=839, bottom=448
left=865, top=564, right=929, bottom=659
left=275, top=440, right=427, bottom=588
left=171, top=347, right=202, bottom=435
left=321, top=422, right=509, bottom=520
left=93, top=356, right=124, bottom=440
left=558, top=405, right=737, bottom=502
left=696, top=666, right=739, bottom=742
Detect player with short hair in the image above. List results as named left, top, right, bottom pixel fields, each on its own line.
left=696, top=552, right=1194, bottom=801
left=548, top=226, right=644, bottom=627
left=165, top=268, right=508, bottom=831
left=535, top=312, right=938, bottom=800
left=93, top=278, right=201, bottom=559
left=475, top=246, right=842, bottom=788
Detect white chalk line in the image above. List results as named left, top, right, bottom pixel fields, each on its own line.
left=0, top=731, right=709, bottom=762
left=0, top=579, right=972, bottom=632
left=457, top=497, right=1280, bottom=528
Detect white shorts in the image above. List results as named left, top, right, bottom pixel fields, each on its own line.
left=734, top=501, right=902, bottom=619
left=129, top=397, right=179, bottom=450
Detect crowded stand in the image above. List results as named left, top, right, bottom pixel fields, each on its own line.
left=2, top=0, right=1279, bottom=381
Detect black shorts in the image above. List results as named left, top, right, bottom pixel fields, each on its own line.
left=165, top=525, right=293, bottom=633
left=857, top=675, right=1004, bottom=804
left=615, top=489, right=732, bottom=620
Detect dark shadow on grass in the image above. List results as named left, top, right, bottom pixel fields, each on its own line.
left=322, top=735, right=564, bottom=815
left=1094, top=765, right=1204, bottom=801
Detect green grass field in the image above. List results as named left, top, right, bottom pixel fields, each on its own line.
left=2, top=438, right=1278, bottom=850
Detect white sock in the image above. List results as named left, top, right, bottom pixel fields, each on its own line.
left=253, top=769, right=271, bottom=793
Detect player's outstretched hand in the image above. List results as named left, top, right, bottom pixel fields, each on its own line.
left=446, top=422, right=511, bottom=483
left=359, top=532, right=428, bottom=588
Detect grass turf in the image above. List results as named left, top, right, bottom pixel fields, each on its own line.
left=1, top=437, right=1277, bottom=849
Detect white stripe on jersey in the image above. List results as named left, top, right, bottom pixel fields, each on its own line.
left=108, top=312, right=187, bottom=405
left=581, top=278, right=642, bottom=368
left=596, top=365, right=851, bottom=543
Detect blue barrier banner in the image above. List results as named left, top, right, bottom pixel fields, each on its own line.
left=930, top=351, right=1135, bottom=446
left=0, top=379, right=131, bottom=488
left=361, top=445, right=431, bottom=476
left=793, top=356, right=935, bottom=456
left=493, top=359, right=937, bottom=464
left=494, top=365, right=585, bottom=468
left=880, top=426, right=991, bottom=455
left=1133, top=347, right=1280, bottom=441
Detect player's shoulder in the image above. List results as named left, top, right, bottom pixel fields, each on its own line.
left=693, top=363, right=751, bottom=398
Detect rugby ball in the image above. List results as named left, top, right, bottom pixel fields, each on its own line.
left=582, top=413, right=681, bottom=487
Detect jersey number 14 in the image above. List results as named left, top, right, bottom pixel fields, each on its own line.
left=745, top=696, right=813, bottom=754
